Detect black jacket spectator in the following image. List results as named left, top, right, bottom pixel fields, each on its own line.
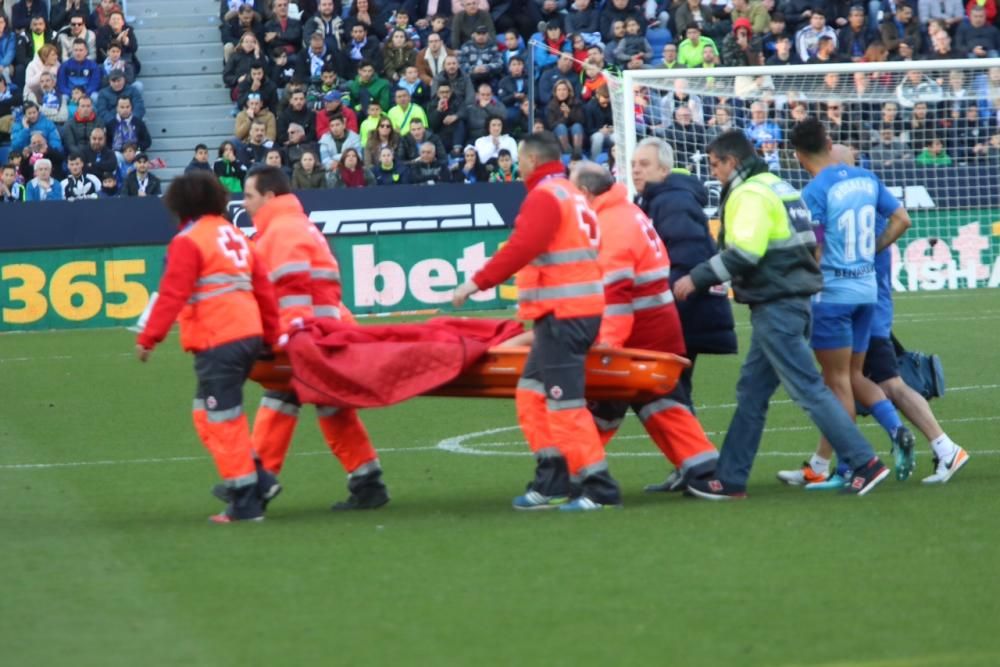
left=373, top=160, right=408, bottom=184
left=565, top=2, right=600, bottom=35
left=61, top=110, right=100, bottom=154
left=463, top=96, right=506, bottom=141
left=237, top=73, right=280, bottom=111
left=96, top=20, right=139, bottom=66
left=106, top=115, right=152, bottom=152
left=599, top=0, right=644, bottom=42
left=639, top=173, right=737, bottom=356
left=407, top=159, right=451, bottom=184
left=51, top=0, right=88, bottom=31
left=277, top=105, right=317, bottom=143
left=583, top=95, right=613, bottom=136
left=497, top=72, right=528, bottom=109
left=264, top=14, right=304, bottom=56
left=11, top=0, right=49, bottom=32
left=222, top=13, right=267, bottom=47
left=122, top=170, right=163, bottom=196
left=20, top=148, right=66, bottom=181
left=397, top=129, right=448, bottom=164
left=82, top=144, right=118, bottom=177
left=837, top=24, right=877, bottom=60
left=14, top=26, right=58, bottom=71
left=224, top=50, right=266, bottom=89
left=955, top=21, right=1000, bottom=55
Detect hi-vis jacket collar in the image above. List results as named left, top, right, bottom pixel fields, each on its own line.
left=524, top=161, right=567, bottom=191
left=592, top=182, right=629, bottom=213
left=254, top=194, right=308, bottom=237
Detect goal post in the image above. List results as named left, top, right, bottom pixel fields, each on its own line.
left=607, top=59, right=1000, bottom=291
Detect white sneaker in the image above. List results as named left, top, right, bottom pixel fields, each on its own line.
left=777, top=461, right=829, bottom=486
left=921, top=447, right=970, bottom=485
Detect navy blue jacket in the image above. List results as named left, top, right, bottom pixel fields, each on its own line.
left=640, top=171, right=737, bottom=356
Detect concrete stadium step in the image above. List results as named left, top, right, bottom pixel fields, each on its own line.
left=150, top=149, right=212, bottom=169
left=139, top=26, right=222, bottom=46
left=141, top=74, right=227, bottom=93
left=145, top=90, right=233, bottom=110
left=133, top=14, right=221, bottom=30
left=142, top=43, right=222, bottom=62
left=147, top=116, right=236, bottom=138
left=143, top=59, right=222, bottom=78
left=151, top=166, right=189, bottom=183
left=145, top=105, right=236, bottom=124
left=130, top=0, right=218, bottom=18
left=148, top=136, right=233, bottom=152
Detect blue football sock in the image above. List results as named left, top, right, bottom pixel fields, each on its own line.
left=870, top=399, right=902, bottom=438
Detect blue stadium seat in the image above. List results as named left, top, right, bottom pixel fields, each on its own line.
left=0, top=146, right=9, bottom=166
left=647, top=28, right=673, bottom=65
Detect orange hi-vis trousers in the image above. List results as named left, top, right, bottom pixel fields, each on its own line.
left=515, top=314, right=609, bottom=481
left=192, top=338, right=261, bottom=487
left=251, top=389, right=379, bottom=475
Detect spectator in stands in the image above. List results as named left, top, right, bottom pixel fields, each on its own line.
left=956, top=5, right=1000, bottom=57
left=462, top=81, right=504, bottom=141
left=451, top=0, right=494, bottom=50
left=808, top=33, right=843, bottom=63
left=235, top=92, right=277, bottom=142
left=1, top=162, right=26, bottom=202
left=20, top=131, right=65, bottom=180
left=536, top=0, right=566, bottom=31
left=58, top=13, right=96, bottom=61
left=600, top=0, right=644, bottom=42
left=452, top=143, right=488, bottom=181
left=343, top=23, right=382, bottom=79
left=11, top=100, right=62, bottom=151
left=380, top=28, right=415, bottom=84
left=101, top=41, right=140, bottom=90
left=363, top=116, right=400, bottom=165
left=58, top=38, right=101, bottom=101
left=660, top=43, right=682, bottom=69
left=240, top=119, right=274, bottom=165
left=722, top=17, right=763, bottom=66
left=531, top=21, right=569, bottom=75
left=565, top=0, right=600, bottom=36
left=122, top=152, right=161, bottom=197
left=236, top=61, right=278, bottom=111
left=214, top=140, right=248, bottom=192
left=760, top=12, right=787, bottom=58
left=881, top=3, right=921, bottom=57
left=0, top=13, right=14, bottom=84
left=428, top=80, right=465, bottom=155
left=268, top=47, right=296, bottom=89
left=794, top=8, right=837, bottom=62
left=744, top=99, right=782, bottom=145
left=303, top=0, right=340, bottom=51
left=545, top=78, right=584, bottom=155
left=96, top=70, right=144, bottom=124
left=264, top=0, right=303, bottom=64
left=677, top=25, right=719, bottom=68
left=95, top=10, right=134, bottom=61
left=489, top=148, right=518, bottom=181
left=277, top=88, right=316, bottom=143
left=706, top=102, right=738, bottom=141
left=660, top=77, right=705, bottom=125
left=580, top=58, right=607, bottom=102
left=82, top=125, right=116, bottom=175
left=347, top=59, right=391, bottom=114
left=347, top=0, right=389, bottom=43
left=283, top=121, right=319, bottom=166
left=328, top=146, right=375, bottom=187
left=23, top=41, right=60, bottom=102
left=222, top=4, right=265, bottom=63
left=291, top=149, right=326, bottom=188
left=115, top=140, right=137, bottom=182
left=823, top=99, right=860, bottom=148
left=319, top=113, right=362, bottom=170
left=397, top=64, right=431, bottom=108
left=416, top=31, right=452, bottom=86
left=372, top=145, right=406, bottom=184
left=433, top=53, right=474, bottom=108
left=220, top=0, right=269, bottom=24
left=766, top=33, right=800, bottom=64
left=11, top=0, right=47, bottom=32
left=358, top=99, right=385, bottom=143
left=25, top=157, right=63, bottom=200
left=667, top=105, right=707, bottom=170
left=316, top=89, right=357, bottom=134
left=908, top=99, right=935, bottom=148
left=731, top=0, right=769, bottom=34
left=916, top=133, right=953, bottom=166
left=615, top=16, right=653, bottom=68
left=952, top=103, right=988, bottom=161
left=387, top=86, right=428, bottom=135
left=537, top=52, right=578, bottom=105
left=837, top=5, right=875, bottom=62
left=473, top=115, right=516, bottom=164
left=497, top=56, right=528, bottom=123
left=14, top=15, right=57, bottom=90
left=185, top=143, right=213, bottom=174
left=869, top=124, right=913, bottom=168
left=96, top=169, right=118, bottom=197
left=918, top=0, right=964, bottom=31
left=584, top=84, right=614, bottom=160
left=61, top=151, right=100, bottom=199
left=396, top=116, right=446, bottom=163
left=89, top=0, right=122, bottom=31
left=223, top=32, right=264, bottom=90
left=106, top=96, right=150, bottom=152
left=26, top=71, right=67, bottom=124
left=0, top=76, right=23, bottom=142
left=406, top=140, right=451, bottom=183
left=459, top=24, right=503, bottom=87
left=297, top=31, right=340, bottom=84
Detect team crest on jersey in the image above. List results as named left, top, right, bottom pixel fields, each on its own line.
left=549, top=386, right=563, bottom=400
left=206, top=396, right=218, bottom=409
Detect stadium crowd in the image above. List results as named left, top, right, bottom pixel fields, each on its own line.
left=2, top=0, right=1000, bottom=200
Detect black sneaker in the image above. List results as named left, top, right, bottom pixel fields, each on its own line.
left=331, top=467, right=390, bottom=511
left=210, top=484, right=264, bottom=523
left=644, top=459, right=717, bottom=493
left=685, top=477, right=747, bottom=501
left=212, top=461, right=282, bottom=509
left=840, top=457, right=890, bottom=496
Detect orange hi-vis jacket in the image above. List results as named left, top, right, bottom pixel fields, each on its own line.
left=138, top=214, right=279, bottom=353
left=515, top=177, right=605, bottom=321
left=592, top=183, right=685, bottom=354
left=253, top=194, right=345, bottom=333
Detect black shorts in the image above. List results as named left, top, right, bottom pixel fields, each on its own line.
left=863, top=336, right=899, bottom=384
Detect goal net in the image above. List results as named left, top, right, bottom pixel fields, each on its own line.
left=608, top=60, right=1000, bottom=292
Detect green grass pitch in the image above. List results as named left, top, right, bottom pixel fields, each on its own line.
left=2, top=291, right=999, bottom=667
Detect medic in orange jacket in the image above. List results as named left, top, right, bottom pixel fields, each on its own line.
left=577, top=168, right=719, bottom=489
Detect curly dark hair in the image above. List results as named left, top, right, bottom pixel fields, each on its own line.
left=162, top=171, right=230, bottom=222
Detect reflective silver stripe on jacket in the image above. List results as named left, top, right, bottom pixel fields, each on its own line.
left=278, top=294, right=313, bottom=309
left=192, top=398, right=206, bottom=411
left=206, top=405, right=243, bottom=423
left=269, top=261, right=311, bottom=282
left=604, top=303, right=634, bottom=316
left=313, top=305, right=342, bottom=319
left=196, top=272, right=251, bottom=286
left=546, top=397, right=587, bottom=411
left=516, top=377, right=546, bottom=394
left=638, top=397, right=690, bottom=422
left=310, top=268, right=341, bottom=281
left=708, top=254, right=732, bottom=282
left=260, top=395, right=300, bottom=417
left=768, top=229, right=817, bottom=251
left=634, top=267, right=671, bottom=285
left=633, top=290, right=675, bottom=311
left=519, top=281, right=604, bottom=302
left=187, top=282, right=253, bottom=303
left=316, top=405, right=340, bottom=418
left=602, top=268, right=635, bottom=285
left=531, top=248, right=598, bottom=267
left=225, top=470, right=259, bottom=489
left=593, top=416, right=623, bottom=432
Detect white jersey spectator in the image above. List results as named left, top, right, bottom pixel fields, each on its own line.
left=794, top=12, right=837, bottom=63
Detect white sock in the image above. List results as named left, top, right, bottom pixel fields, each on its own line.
left=930, top=434, right=959, bottom=462
left=809, top=453, right=831, bottom=475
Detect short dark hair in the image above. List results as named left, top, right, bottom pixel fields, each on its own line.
left=706, top=129, right=757, bottom=163
left=359, top=59, right=375, bottom=70
left=162, top=171, right=230, bottom=221
left=195, top=143, right=209, bottom=152
left=520, top=131, right=562, bottom=163
left=67, top=152, right=84, bottom=163
left=246, top=165, right=292, bottom=196
left=788, top=117, right=828, bottom=155
left=72, top=37, right=87, bottom=47
left=497, top=149, right=512, bottom=159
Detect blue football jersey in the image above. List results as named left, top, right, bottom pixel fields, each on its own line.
left=871, top=212, right=893, bottom=339
left=802, top=165, right=900, bottom=305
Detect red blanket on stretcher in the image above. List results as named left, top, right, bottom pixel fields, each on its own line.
left=286, top=317, right=525, bottom=408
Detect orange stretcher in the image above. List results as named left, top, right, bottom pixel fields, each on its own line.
left=251, top=347, right=690, bottom=402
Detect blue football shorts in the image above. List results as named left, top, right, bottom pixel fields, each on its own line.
left=810, top=301, right=875, bottom=353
